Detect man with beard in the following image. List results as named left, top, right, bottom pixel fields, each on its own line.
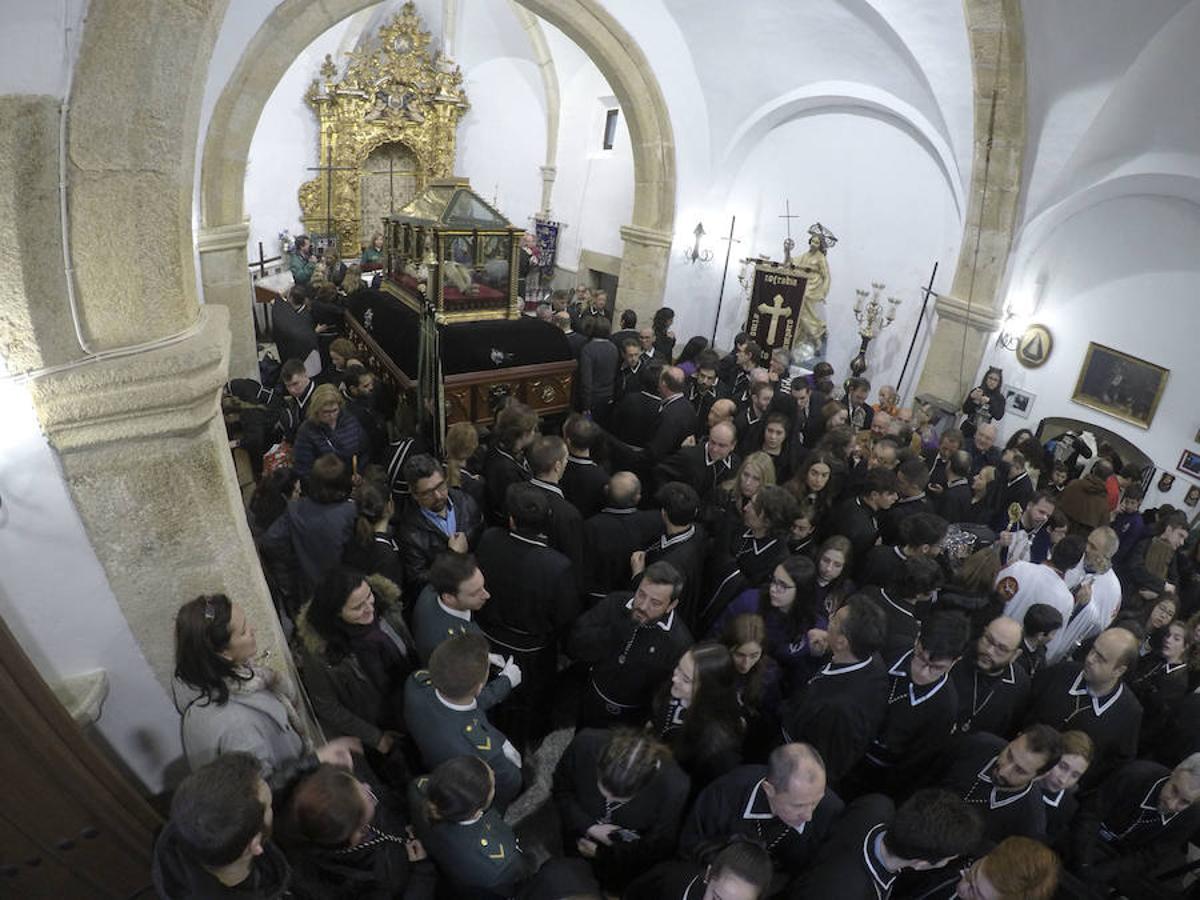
left=1046, top=526, right=1123, bottom=665
left=936, top=724, right=1063, bottom=845
left=996, top=490, right=1058, bottom=566
left=948, top=616, right=1031, bottom=738
left=153, top=753, right=288, bottom=898
left=567, top=561, right=693, bottom=727
left=686, top=349, right=725, bottom=435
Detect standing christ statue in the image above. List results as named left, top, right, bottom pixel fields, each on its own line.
left=796, top=223, right=837, bottom=352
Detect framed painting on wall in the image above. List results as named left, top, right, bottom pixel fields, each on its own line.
left=1071, top=342, right=1168, bottom=430
left=1003, top=386, right=1035, bottom=419
left=1179, top=449, right=1200, bottom=479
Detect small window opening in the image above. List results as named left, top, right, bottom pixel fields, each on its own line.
left=603, top=108, right=619, bottom=150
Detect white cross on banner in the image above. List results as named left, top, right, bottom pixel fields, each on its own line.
left=744, top=263, right=807, bottom=363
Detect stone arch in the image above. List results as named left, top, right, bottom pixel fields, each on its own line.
left=714, top=82, right=967, bottom=220
left=199, top=0, right=676, bottom=348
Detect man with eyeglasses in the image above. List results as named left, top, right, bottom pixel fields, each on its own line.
left=397, top=453, right=483, bottom=598
left=844, top=611, right=970, bottom=797
left=948, top=616, right=1031, bottom=738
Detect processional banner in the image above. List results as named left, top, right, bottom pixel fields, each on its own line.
left=743, top=262, right=807, bottom=365
left=534, top=219, right=561, bottom=275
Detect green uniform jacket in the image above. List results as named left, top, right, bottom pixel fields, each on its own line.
left=407, top=777, right=531, bottom=894
left=403, top=670, right=522, bottom=811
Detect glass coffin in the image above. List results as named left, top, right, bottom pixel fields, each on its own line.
left=381, top=177, right=523, bottom=323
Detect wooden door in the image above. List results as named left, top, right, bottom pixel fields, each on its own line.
left=0, top=616, right=161, bottom=898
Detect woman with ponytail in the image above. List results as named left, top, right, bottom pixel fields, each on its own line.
left=408, top=757, right=531, bottom=895
left=343, top=479, right=404, bottom=585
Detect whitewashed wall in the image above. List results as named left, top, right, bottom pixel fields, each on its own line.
left=541, top=20, right=633, bottom=275
left=0, top=0, right=182, bottom=793
left=243, top=16, right=363, bottom=260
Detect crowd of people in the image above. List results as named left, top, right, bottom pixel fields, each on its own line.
left=156, top=275, right=1200, bottom=899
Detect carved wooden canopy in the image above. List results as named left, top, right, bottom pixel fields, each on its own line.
left=298, top=2, right=468, bottom=255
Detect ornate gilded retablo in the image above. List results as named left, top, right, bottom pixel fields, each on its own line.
left=298, top=2, right=469, bottom=255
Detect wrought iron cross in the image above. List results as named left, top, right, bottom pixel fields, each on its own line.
left=305, top=130, right=356, bottom=245
left=779, top=200, right=800, bottom=241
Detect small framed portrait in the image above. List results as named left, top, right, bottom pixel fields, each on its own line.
left=1003, top=386, right=1035, bottom=419
left=1179, top=450, right=1200, bottom=479
left=1186, top=485, right=1200, bottom=508
left=1159, top=472, right=1176, bottom=493
left=1072, top=343, right=1169, bottom=430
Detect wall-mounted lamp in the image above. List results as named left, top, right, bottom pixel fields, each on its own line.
left=683, top=222, right=713, bottom=265
left=997, top=307, right=1030, bottom=350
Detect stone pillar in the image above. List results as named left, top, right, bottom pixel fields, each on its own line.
left=918, top=294, right=1004, bottom=404
left=198, top=221, right=259, bottom=380
left=617, top=224, right=672, bottom=322
left=5, top=0, right=316, bottom=750
left=28, top=308, right=305, bottom=721
left=539, top=165, right=557, bottom=219
left=915, top=0, right=1025, bottom=405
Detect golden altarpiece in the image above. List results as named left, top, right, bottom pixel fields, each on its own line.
left=298, top=3, right=468, bottom=256
left=305, top=5, right=576, bottom=443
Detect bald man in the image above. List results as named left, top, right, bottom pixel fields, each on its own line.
left=1047, top=526, right=1123, bottom=665
left=680, top=743, right=844, bottom=877
left=948, top=616, right=1031, bottom=737
left=1024, top=627, right=1143, bottom=787
left=654, top=420, right=739, bottom=506
left=646, top=366, right=698, bottom=464
left=581, top=472, right=664, bottom=604
left=969, top=421, right=1001, bottom=474
left=706, top=397, right=737, bottom=435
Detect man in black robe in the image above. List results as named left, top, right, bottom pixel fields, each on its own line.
left=923, top=427, right=963, bottom=495
left=647, top=367, right=699, bottom=467
left=526, top=435, right=585, bottom=582
left=879, top=456, right=936, bottom=545
left=474, top=483, right=577, bottom=750
left=612, top=336, right=644, bottom=402
left=827, top=468, right=900, bottom=575
left=932, top=449, right=973, bottom=524
left=633, top=481, right=705, bottom=630
left=861, top=555, right=943, bottom=661
left=561, top=414, right=609, bottom=519
left=566, top=561, right=693, bottom=727
left=654, top=421, right=739, bottom=513
left=685, top=349, right=725, bottom=427
left=1069, top=754, right=1200, bottom=894
left=845, top=611, right=969, bottom=798
left=1024, top=626, right=1143, bottom=787
left=679, top=743, right=843, bottom=879
left=580, top=472, right=663, bottom=605
left=857, top=513, right=948, bottom=593
left=780, top=594, right=889, bottom=786
left=935, top=725, right=1062, bottom=845
left=949, top=616, right=1030, bottom=738
left=793, top=788, right=982, bottom=900
left=734, top=381, right=775, bottom=456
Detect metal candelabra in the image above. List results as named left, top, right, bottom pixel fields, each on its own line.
left=849, top=281, right=902, bottom=376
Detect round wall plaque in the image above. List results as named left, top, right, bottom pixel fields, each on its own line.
left=1016, top=324, right=1052, bottom=368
